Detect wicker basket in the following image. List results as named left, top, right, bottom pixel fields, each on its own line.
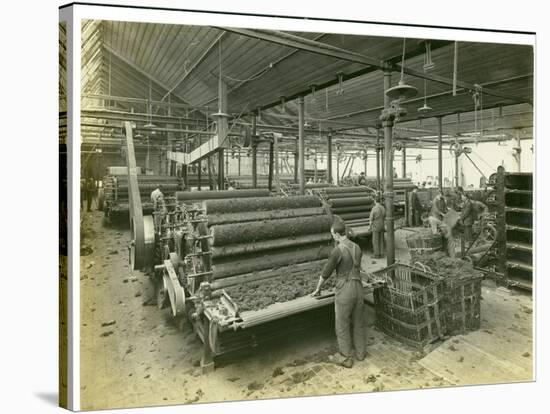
left=443, top=274, right=483, bottom=336
left=406, top=231, right=443, bottom=254
left=372, top=263, right=446, bottom=349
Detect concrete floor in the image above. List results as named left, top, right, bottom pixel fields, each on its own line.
left=79, top=210, right=533, bottom=410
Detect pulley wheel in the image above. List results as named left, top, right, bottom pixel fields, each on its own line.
left=129, top=215, right=155, bottom=270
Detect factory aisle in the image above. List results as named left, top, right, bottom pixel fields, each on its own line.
left=79, top=211, right=533, bottom=410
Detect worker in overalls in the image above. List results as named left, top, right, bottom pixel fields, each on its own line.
left=369, top=194, right=386, bottom=258
left=312, top=217, right=365, bottom=368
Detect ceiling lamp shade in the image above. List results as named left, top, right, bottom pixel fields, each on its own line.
left=386, top=80, right=418, bottom=101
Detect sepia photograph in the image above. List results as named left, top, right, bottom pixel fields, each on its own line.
left=58, top=3, right=535, bottom=411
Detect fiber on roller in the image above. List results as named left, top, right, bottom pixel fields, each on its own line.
left=176, top=189, right=270, bottom=201
left=211, top=232, right=332, bottom=259
left=207, top=207, right=326, bottom=226
left=204, top=195, right=320, bottom=215
left=328, top=196, right=374, bottom=208
left=211, top=215, right=332, bottom=246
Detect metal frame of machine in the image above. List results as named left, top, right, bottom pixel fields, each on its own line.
left=122, top=121, right=384, bottom=372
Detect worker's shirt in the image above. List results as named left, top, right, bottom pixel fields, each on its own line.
left=430, top=196, right=447, bottom=219
left=369, top=203, right=386, bottom=232
left=321, top=238, right=362, bottom=285
left=411, top=192, right=422, bottom=210
left=151, top=188, right=165, bottom=210
left=460, top=199, right=475, bottom=226
left=472, top=200, right=488, bottom=217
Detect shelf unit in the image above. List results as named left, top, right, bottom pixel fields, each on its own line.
left=495, top=166, right=533, bottom=291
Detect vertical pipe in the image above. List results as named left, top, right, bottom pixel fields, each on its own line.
left=251, top=114, right=257, bottom=189
left=438, top=116, right=443, bottom=192
left=197, top=159, right=202, bottom=191
left=298, top=96, right=306, bottom=195
left=384, top=119, right=395, bottom=266
left=294, top=140, right=299, bottom=184
left=336, top=154, right=340, bottom=186
left=327, top=129, right=333, bottom=184
left=218, top=148, right=225, bottom=190
left=238, top=152, right=241, bottom=176
left=383, top=67, right=394, bottom=266
left=364, top=150, right=368, bottom=176
left=207, top=156, right=213, bottom=190
left=268, top=141, right=274, bottom=191
left=516, top=130, right=522, bottom=172
left=274, top=133, right=279, bottom=191
left=402, top=146, right=407, bottom=178
left=455, top=153, right=459, bottom=188
left=376, top=127, right=381, bottom=191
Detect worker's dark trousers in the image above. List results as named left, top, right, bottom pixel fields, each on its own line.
left=86, top=192, right=93, bottom=212
left=372, top=230, right=384, bottom=257
left=411, top=210, right=421, bottom=226
left=335, top=279, right=366, bottom=359
left=463, top=225, right=473, bottom=247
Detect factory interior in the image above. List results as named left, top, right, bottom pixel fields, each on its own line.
left=60, top=20, right=534, bottom=410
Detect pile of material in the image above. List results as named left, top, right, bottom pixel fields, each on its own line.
left=206, top=195, right=333, bottom=280
left=406, top=228, right=443, bottom=253
left=323, top=186, right=375, bottom=237
left=224, top=262, right=335, bottom=312
left=411, top=251, right=483, bottom=280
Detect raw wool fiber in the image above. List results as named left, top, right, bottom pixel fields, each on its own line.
left=410, top=251, right=483, bottom=280
left=225, top=266, right=336, bottom=312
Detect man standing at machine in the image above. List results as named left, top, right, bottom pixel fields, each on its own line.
left=311, top=217, right=365, bottom=368
left=410, top=186, right=422, bottom=227
left=86, top=177, right=95, bottom=212
left=369, top=194, right=386, bottom=258
left=151, top=184, right=166, bottom=234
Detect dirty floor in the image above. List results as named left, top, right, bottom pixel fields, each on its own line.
left=79, top=211, right=533, bottom=410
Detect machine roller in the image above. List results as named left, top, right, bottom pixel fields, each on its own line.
left=121, top=122, right=383, bottom=372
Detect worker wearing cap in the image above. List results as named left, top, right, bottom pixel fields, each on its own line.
left=358, top=172, right=367, bottom=186
left=369, top=194, right=386, bottom=258
left=312, top=217, right=365, bottom=368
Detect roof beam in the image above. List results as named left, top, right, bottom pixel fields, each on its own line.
left=220, top=28, right=532, bottom=106
left=103, top=43, right=198, bottom=109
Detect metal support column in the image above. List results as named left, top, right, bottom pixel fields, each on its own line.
left=298, top=96, right=306, bottom=195
left=376, top=127, right=381, bottom=191
left=516, top=130, right=522, bottom=172
left=197, top=160, right=202, bottom=190
left=252, top=114, right=258, bottom=189
left=218, top=148, right=225, bottom=190
left=383, top=118, right=395, bottom=266
left=274, top=133, right=280, bottom=191
left=402, top=146, right=407, bottom=178
left=294, top=140, right=299, bottom=184
left=207, top=156, right=213, bottom=190
left=455, top=153, right=459, bottom=188
left=268, top=140, right=274, bottom=191
left=438, top=116, right=443, bottom=191
left=327, top=129, right=333, bottom=184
